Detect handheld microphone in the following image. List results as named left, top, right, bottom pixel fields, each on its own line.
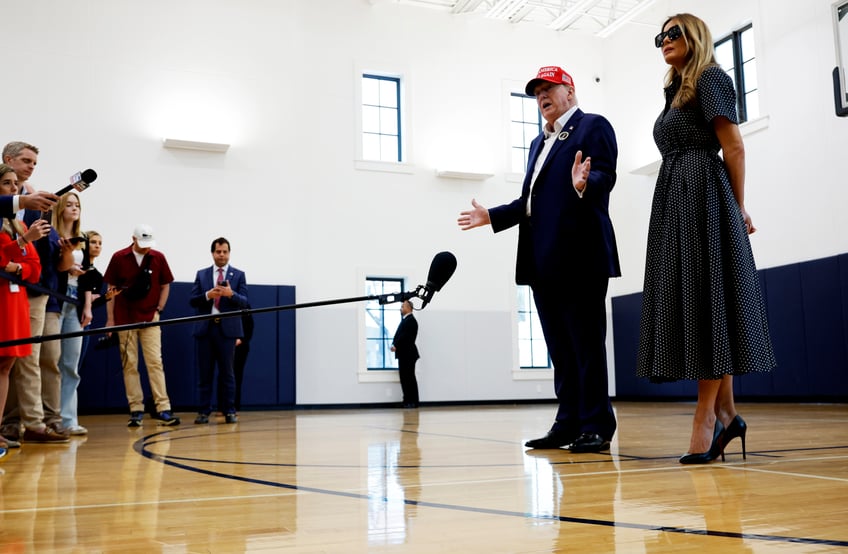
left=420, top=251, right=457, bottom=308
left=55, top=169, right=97, bottom=196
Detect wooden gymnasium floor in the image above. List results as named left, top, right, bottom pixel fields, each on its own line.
left=1, top=401, right=846, bottom=553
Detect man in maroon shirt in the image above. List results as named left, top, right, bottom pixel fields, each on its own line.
left=104, top=224, right=180, bottom=426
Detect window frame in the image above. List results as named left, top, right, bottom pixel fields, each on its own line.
left=361, top=73, right=402, bottom=163
left=509, top=92, right=543, bottom=174
left=715, top=23, right=758, bottom=123
left=504, top=84, right=553, bottom=379
left=365, top=276, right=405, bottom=371
left=517, top=284, right=552, bottom=370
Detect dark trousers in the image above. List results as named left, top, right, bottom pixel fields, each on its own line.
left=398, top=358, right=419, bottom=404
left=196, top=323, right=237, bottom=414
left=219, top=342, right=249, bottom=411
left=531, top=277, right=616, bottom=440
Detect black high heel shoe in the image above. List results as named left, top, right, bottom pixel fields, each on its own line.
left=720, top=415, right=747, bottom=461
left=679, top=420, right=725, bottom=464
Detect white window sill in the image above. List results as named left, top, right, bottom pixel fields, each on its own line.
left=354, top=159, right=417, bottom=174
left=512, top=368, right=553, bottom=381
left=358, top=369, right=399, bottom=383
left=740, top=114, right=769, bottom=136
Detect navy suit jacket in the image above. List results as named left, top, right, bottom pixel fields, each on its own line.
left=1, top=195, right=13, bottom=217
left=392, top=314, right=420, bottom=361
left=189, top=265, right=249, bottom=338
left=488, top=109, right=620, bottom=286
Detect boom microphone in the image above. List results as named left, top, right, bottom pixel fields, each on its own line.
left=1, top=250, right=459, bottom=348
left=420, top=251, right=457, bottom=307
left=55, top=169, right=97, bottom=196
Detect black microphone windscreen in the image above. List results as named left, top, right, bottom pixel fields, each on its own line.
left=425, top=251, right=457, bottom=292
left=54, top=169, right=98, bottom=196
left=81, top=169, right=97, bottom=183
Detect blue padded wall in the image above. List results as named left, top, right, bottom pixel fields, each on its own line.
left=78, top=283, right=296, bottom=413
left=610, top=292, right=697, bottom=398
left=612, top=254, right=848, bottom=399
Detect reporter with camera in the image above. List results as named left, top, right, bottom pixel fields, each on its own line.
left=189, top=237, right=249, bottom=425
left=103, top=224, right=180, bottom=427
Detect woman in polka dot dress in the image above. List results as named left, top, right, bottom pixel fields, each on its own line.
left=637, top=13, right=776, bottom=464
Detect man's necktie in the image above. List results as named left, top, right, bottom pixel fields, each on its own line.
left=215, top=267, right=224, bottom=310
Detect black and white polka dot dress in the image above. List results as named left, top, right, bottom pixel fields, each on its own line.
left=636, top=65, right=776, bottom=382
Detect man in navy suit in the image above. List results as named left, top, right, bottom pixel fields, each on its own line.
left=189, top=237, right=249, bottom=424
left=391, top=300, right=420, bottom=408
left=458, top=66, right=620, bottom=453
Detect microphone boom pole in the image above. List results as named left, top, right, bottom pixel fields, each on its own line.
left=0, top=250, right=456, bottom=349
left=0, top=289, right=421, bottom=349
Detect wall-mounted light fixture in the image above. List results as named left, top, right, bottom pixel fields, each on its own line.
left=435, top=169, right=494, bottom=181
left=162, top=138, right=230, bottom=153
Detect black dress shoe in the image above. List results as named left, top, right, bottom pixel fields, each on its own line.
left=194, top=413, right=210, bottom=424
left=525, top=429, right=575, bottom=449
left=567, top=433, right=610, bottom=453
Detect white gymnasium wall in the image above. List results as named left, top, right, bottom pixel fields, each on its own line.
left=606, top=0, right=848, bottom=299
left=4, top=0, right=846, bottom=405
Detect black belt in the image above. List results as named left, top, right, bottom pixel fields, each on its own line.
left=212, top=317, right=222, bottom=323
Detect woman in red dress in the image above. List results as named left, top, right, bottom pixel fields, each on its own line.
left=0, top=164, right=50, bottom=458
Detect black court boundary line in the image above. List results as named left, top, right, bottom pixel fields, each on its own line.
left=134, top=430, right=848, bottom=548
left=142, top=425, right=848, bottom=466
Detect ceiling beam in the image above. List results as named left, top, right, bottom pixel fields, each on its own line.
left=451, top=0, right=485, bottom=14
left=485, top=0, right=529, bottom=21
left=595, top=0, right=657, bottom=38
left=547, top=0, right=602, bottom=31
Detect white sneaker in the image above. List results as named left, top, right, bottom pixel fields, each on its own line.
left=67, top=425, right=88, bottom=436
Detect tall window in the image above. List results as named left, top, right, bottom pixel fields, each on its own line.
left=511, top=92, right=548, bottom=369
left=362, top=74, right=402, bottom=162
left=517, top=285, right=550, bottom=368
left=715, top=24, right=759, bottom=122
left=366, top=277, right=404, bottom=370
left=509, top=92, right=542, bottom=173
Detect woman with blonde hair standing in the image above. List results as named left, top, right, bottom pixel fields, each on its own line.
left=637, top=13, right=776, bottom=463
left=0, top=164, right=50, bottom=458
left=53, top=192, right=92, bottom=436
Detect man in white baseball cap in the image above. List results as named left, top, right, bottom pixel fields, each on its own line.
left=132, top=224, right=156, bottom=249
left=103, top=224, right=180, bottom=427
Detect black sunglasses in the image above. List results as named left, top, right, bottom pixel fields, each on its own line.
left=654, top=24, right=683, bottom=48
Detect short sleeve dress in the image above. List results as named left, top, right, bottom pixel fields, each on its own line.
left=636, top=65, right=776, bottom=382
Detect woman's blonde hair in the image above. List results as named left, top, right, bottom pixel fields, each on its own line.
left=52, top=191, right=83, bottom=246
left=662, top=13, right=718, bottom=108
left=0, top=163, right=26, bottom=238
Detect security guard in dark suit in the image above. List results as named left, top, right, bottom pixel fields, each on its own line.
left=391, top=300, right=420, bottom=408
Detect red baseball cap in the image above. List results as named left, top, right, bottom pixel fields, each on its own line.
left=525, top=66, right=575, bottom=96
